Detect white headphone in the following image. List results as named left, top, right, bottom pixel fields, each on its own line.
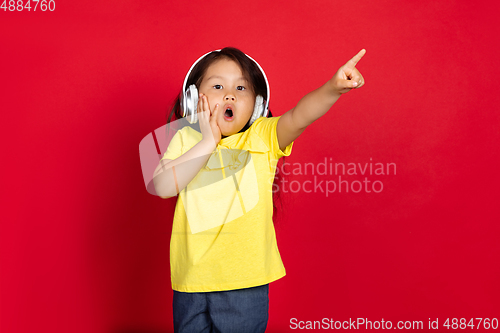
left=180, top=49, right=270, bottom=125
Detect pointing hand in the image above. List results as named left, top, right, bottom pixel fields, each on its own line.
left=330, top=49, right=366, bottom=95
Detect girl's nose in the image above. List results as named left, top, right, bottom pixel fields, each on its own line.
left=224, top=92, right=236, bottom=101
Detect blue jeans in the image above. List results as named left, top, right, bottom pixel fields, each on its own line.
left=173, top=284, right=269, bottom=333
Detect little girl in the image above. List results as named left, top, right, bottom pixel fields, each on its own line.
left=153, top=47, right=365, bottom=333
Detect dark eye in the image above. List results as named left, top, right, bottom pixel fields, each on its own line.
left=237, top=86, right=246, bottom=91
left=213, top=84, right=223, bottom=89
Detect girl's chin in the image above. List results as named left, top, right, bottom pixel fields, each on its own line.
left=220, top=125, right=243, bottom=138
left=221, top=131, right=236, bottom=138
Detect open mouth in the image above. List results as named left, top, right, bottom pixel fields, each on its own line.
left=224, top=107, right=234, bottom=120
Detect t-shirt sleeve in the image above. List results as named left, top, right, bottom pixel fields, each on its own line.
left=161, top=129, right=183, bottom=161
left=253, top=116, right=294, bottom=159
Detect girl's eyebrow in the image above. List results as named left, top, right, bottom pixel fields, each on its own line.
left=206, top=75, right=248, bottom=82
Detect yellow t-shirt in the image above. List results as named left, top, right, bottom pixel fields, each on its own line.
left=161, top=116, right=294, bottom=292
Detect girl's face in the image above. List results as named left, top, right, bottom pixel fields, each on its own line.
left=198, top=58, right=256, bottom=137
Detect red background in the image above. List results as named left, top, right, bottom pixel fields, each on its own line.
left=1, top=0, right=499, bottom=332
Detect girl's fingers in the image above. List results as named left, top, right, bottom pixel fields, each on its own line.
left=350, top=75, right=362, bottom=88
left=341, top=79, right=357, bottom=89
left=339, top=79, right=358, bottom=89
left=210, top=104, right=219, bottom=122
left=344, top=49, right=366, bottom=71
left=350, top=75, right=360, bottom=83
left=198, top=94, right=208, bottom=125
left=202, top=95, right=211, bottom=114
left=197, top=93, right=202, bottom=113
left=340, top=67, right=364, bottom=89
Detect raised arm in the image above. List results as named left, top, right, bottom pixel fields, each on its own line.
left=277, top=49, right=366, bottom=151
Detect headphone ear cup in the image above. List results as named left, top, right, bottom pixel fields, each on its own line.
left=182, top=84, right=199, bottom=124
left=249, top=95, right=265, bottom=125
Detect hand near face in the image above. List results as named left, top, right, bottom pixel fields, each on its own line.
left=330, top=49, right=366, bottom=95
left=198, top=93, right=222, bottom=146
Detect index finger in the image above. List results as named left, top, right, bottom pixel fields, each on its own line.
left=345, top=49, right=366, bottom=69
